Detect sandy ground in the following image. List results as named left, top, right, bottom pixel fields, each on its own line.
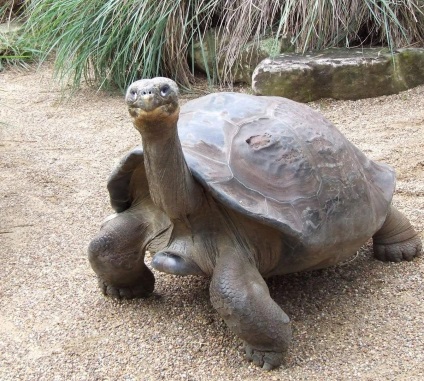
left=0, top=64, right=423, bottom=381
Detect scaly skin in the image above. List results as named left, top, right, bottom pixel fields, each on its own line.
left=373, top=205, right=422, bottom=262
left=88, top=77, right=422, bottom=371
left=88, top=193, right=170, bottom=299
left=210, top=249, right=292, bottom=370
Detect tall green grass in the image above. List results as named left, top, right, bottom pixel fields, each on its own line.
left=20, top=0, right=424, bottom=89
left=0, top=0, right=23, bottom=23
left=0, top=2, right=39, bottom=69
left=0, top=35, right=29, bottom=69
left=0, top=28, right=40, bottom=69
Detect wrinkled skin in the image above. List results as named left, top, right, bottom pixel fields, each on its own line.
left=88, top=77, right=422, bottom=370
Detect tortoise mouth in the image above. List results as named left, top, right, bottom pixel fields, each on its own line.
left=128, top=102, right=178, bottom=119
left=128, top=104, right=160, bottom=118
left=127, top=93, right=163, bottom=113
left=129, top=103, right=180, bottom=133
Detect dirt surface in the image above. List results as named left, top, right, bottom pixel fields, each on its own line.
left=1, top=64, right=423, bottom=381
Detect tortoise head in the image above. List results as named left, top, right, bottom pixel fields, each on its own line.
left=126, top=77, right=180, bottom=135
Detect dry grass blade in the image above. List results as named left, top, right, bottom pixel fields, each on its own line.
left=15, top=0, right=424, bottom=89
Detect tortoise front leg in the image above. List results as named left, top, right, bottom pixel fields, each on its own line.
left=88, top=198, right=170, bottom=299
left=210, top=250, right=292, bottom=370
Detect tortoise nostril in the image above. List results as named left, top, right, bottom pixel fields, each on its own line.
left=140, top=88, right=155, bottom=96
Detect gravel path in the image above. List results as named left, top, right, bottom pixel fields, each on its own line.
left=1, top=65, right=423, bottom=381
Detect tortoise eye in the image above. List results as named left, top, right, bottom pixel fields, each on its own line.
left=127, top=88, right=138, bottom=102
left=160, top=84, right=170, bottom=97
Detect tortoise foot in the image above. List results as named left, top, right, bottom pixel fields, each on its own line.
left=373, top=206, right=422, bottom=262
left=98, top=277, right=154, bottom=299
left=244, top=343, right=284, bottom=371
left=373, top=235, right=422, bottom=262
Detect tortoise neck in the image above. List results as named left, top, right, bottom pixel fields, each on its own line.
left=141, top=127, right=203, bottom=221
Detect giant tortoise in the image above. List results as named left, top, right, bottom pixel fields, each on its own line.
left=88, top=77, right=422, bottom=370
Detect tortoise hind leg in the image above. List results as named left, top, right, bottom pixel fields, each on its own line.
left=373, top=205, right=422, bottom=262
left=210, top=250, right=291, bottom=370
left=151, top=221, right=204, bottom=276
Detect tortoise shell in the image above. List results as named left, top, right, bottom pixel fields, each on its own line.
left=177, top=92, right=395, bottom=247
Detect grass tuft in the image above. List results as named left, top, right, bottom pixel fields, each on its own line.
left=0, top=2, right=39, bottom=70
left=17, top=0, right=424, bottom=89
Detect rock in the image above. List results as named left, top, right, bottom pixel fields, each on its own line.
left=190, top=29, right=293, bottom=84
left=252, top=48, right=424, bottom=101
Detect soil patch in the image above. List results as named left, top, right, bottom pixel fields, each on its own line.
left=1, top=64, right=423, bottom=380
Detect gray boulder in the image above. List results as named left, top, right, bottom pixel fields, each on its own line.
left=190, top=30, right=292, bottom=84
left=252, top=48, right=424, bottom=101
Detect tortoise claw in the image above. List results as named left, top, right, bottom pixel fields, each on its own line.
left=373, top=235, right=422, bottom=262
left=244, top=343, right=284, bottom=371
left=98, top=277, right=154, bottom=299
